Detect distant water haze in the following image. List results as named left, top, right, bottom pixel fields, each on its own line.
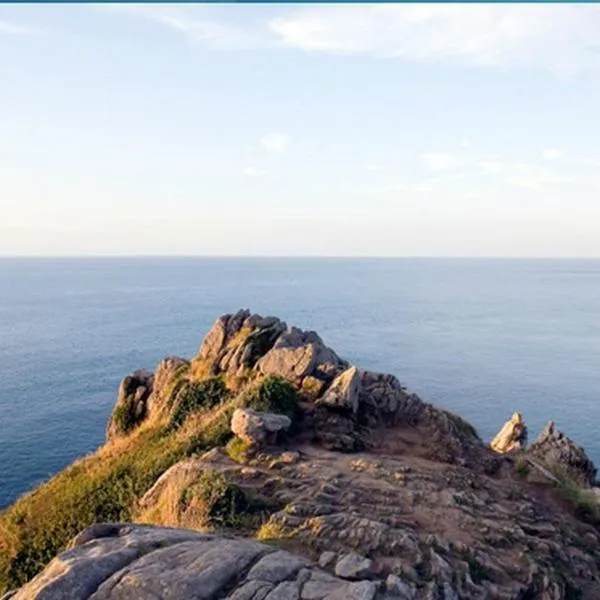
left=1, top=257, right=600, bottom=508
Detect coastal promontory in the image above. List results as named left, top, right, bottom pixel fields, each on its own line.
left=2, top=310, right=600, bottom=599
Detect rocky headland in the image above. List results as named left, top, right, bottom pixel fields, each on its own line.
left=2, top=310, right=600, bottom=599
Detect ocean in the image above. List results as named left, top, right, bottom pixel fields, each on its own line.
left=1, top=257, right=600, bottom=509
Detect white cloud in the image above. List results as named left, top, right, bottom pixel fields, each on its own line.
left=542, top=148, right=563, bottom=161
left=243, top=166, right=268, bottom=177
left=96, top=5, right=270, bottom=50
left=420, top=151, right=572, bottom=191
left=268, top=5, right=600, bottom=72
left=102, top=4, right=600, bottom=73
left=366, top=165, right=382, bottom=172
left=0, top=19, right=34, bottom=35
left=260, top=133, right=288, bottom=154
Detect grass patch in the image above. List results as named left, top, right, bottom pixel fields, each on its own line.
left=515, top=456, right=531, bottom=479
left=170, top=377, right=229, bottom=430
left=225, top=437, right=253, bottom=464
left=179, top=470, right=252, bottom=529
left=240, top=376, right=300, bottom=420
left=111, top=396, right=141, bottom=435
left=557, top=480, right=600, bottom=525
left=0, top=427, right=188, bottom=594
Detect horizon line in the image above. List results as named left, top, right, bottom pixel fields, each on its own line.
left=3, top=255, right=600, bottom=261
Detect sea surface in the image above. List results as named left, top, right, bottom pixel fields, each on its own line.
left=1, top=257, right=600, bottom=509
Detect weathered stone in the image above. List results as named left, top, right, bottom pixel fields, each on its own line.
left=490, top=412, right=527, bottom=453
left=228, top=580, right=274, bottom=600
left=318, top=551, right=336, bottom=569
left=324, top=581, right=377, bottom=600
left=527, top=420, right=597, bottom=486
left=247, top=551, right=309, bottom=583
left=317, top=367, right=361, bottom=414
left=264, top=581, right=301, bottom=600
left=385, top=574, right=415, bottom=599
left=334, top=553, right=374, bottom=580
left=231, top=409, right=292, bottom=446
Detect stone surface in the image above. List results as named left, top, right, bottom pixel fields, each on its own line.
left=334, top=553, right=374, bottom=580
left=231, top=409, right=292, bottom=446
left=490, top=412, right=528, bottom=453
left=318, top=552, right=336, bottom=569
left=385, top=574, right=415, bottom=599
left=527, top=420, right=597, bottom=486
left=317, top=367, right=361, bottom=414
left=8, top=525, right=377, bottom=600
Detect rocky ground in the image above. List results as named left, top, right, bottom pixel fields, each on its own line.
left=3, top=309, right=600, bottom=599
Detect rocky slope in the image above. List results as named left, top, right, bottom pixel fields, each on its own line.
left=2, top=310, right=600, bottom=600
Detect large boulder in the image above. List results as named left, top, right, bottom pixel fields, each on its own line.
left=231, top=408, right=291, bottom=447
left=490, top=412, right=528, bottom=453
left=6, top=524, right=379, bottom=600
left=527, top=421, right=597, bottom=486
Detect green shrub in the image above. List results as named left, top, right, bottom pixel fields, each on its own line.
left=514, top=456, right=530, bottom=479
left=184, top=376, right=300, bottom=457
left=112, top=394, right=142, bottom=435
left=180, top=470, right=250, bottom=529
left=170, top=377, right=229, bottom=430
left=240, top=376, right=300, bottom=420
left=558, top=480, right=600, bottom=525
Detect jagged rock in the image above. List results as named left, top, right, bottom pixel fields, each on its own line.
left=106, top=369, right=153, bottom=439
left=490, top=412, right=527, bottom=453
left=257, top=327, right=347, bottom=385
left=8, top=524, right=379, bottom=600
left=147, top=356, right=190, bottom=413
left=334, top=553, right=374, bottom=580
left=317, top=367, right=361, bottom=414
left=527, top=420, right=597, bottom=486
left=231, top=409, right=292, bottom=447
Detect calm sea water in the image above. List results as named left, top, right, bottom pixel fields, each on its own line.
left=1, top=257, right=600, bottom=508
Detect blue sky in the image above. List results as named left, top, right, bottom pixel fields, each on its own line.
left=2, top=4, right=600, bottom=256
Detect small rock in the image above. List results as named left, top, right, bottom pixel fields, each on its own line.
left=335, top=553, right=374, bottom=580
left=319, top=551, right=337, bottom=568
left=231, top=408, right=292, bottom=447
left=386, top=574, right=415, bottom=599
left=325, top=580, right=377, bottom=600
left=280, top=451, right=301, bottom=464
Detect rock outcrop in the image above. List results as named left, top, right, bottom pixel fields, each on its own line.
left=6, top=523, right=384, bottom=600
left=490, top=412, right=528, bottom=453
left=527, top=420, right=597, bottom=486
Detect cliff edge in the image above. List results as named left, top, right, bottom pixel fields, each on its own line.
left=2, top=310, right=600, bottom=600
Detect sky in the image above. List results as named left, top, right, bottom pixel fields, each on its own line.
left=2, top=4, right=600, bottom=257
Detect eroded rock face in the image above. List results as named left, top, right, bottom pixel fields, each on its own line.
left=527, top=420, right=597, bottom=486
left=231, top=408, right=292, bottom=447
left=106, top=309, right=487, bottom=463
left=490, top=412, right=528, bottom=454
left=7, top=524, right=384, bottom=600
left=106, top=369, right=154, bottom=439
